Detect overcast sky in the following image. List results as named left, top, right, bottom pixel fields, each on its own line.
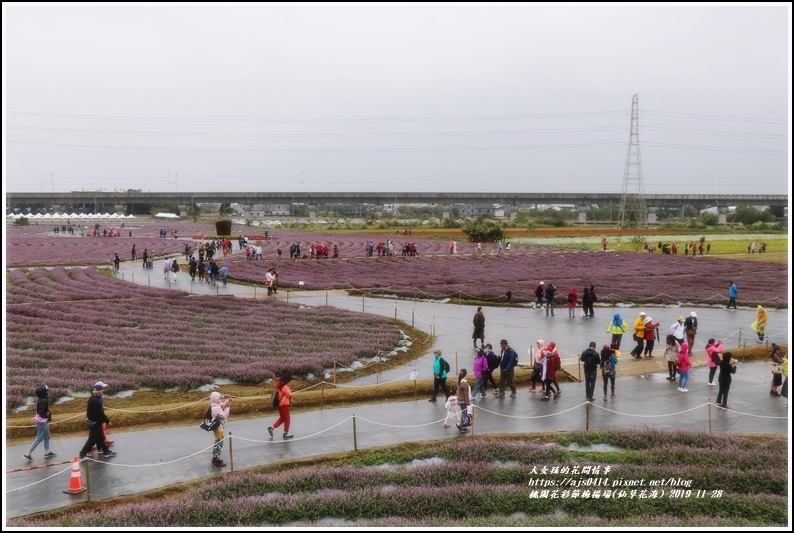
left=3, top=3, right=791, bottom=195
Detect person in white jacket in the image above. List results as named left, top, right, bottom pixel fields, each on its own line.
left=670, top=316, right=686, bottom=346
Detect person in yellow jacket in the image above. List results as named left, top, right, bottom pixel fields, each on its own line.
left=606, top=313, right=629, bottom=350
left=630, top=311, right=647, bottom=359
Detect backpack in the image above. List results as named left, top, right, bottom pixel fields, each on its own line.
left=271, top=389, right=280, bottom=408
left=602, top=357, right=613, bottom=376
left=440, top=357, right=450, bottom=374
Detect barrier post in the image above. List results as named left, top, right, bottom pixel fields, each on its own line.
left=578, top=359, right=581, bottom=382
left=229, top=432, right=234, bottom=472
left=412, top=310, right=415, bottom=328
left=131, top=273, right=134, bottom=283
left=377, top=357, right=380, bottom=384
left=321, top=383, right=325, bottom=410
left=287, top=289, right=289, bottom=303
left=737, top=329, right=742, bottom=349
left=585, top=401, right=590, bottom=431
left=85, top=458, right=91, bottom=501
left=414, top=377, right=417, bottom=401
left=470, top=405, right=475, bottom=436
left=334, top=362, right=337, bottom=384
left=326, top=290, right=328, bottom=305
left=455, top=352, right=459, bottom=376
left=216, top=284, right=219, bottom=295
left=148, top=275, right=151, bottom=286
left=352, top=415, right=358, bottom=451
left=254, top=287, right=256, bottom=299
left=394, top=302, right=397, bottom=320
left=708, top=400, right=712, bottom=433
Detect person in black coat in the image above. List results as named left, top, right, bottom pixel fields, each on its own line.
left=716, top=352, right=737, bottom=410
left=79, top=383, right=116, bottom=459
left=580, top=342, right=601, bottom=401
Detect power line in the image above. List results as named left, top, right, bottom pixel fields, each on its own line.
left=7, top=125, right=628, bottom=138
left=7, top=110, right=627, bottom=124
left=642, top=110, right=785, bottom=123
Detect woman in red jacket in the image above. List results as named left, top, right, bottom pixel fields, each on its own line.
left=268, top=374, right=294, bottom=439
left=642, top=317, right=660, bottom=358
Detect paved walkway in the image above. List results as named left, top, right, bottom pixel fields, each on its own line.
left=4, top=259, right=790, bottom=519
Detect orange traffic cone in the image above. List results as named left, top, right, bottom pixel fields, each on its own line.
left=63, top=456, right=87, bottom=494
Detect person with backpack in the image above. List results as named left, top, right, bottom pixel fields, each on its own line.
left=268, top=374, right=294, bottom=439
left=566, top=287, right=578, bottom=318
left=580, top=341, right=601, bottom=402
left=483, top=343, right=500, bottom=395
left=663, top=335, right=680, bottom=382
left=600, top=344, right=618, bottom=401
left=541, top=342, right=562, bottom=400
left=429, top=350, right=450, bottom=402
left=208, top=391, right=232, bottom=466
left=496, top=339, right=518, bottom=398
left=455, top=369, right=472, bottom=432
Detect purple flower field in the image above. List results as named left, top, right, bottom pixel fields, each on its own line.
left=5, top=267, right=402, bottom=409
left=230, top=251, right=787, bottom=308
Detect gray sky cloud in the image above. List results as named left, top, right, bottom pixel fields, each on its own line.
left=3, top=3, right=790, bottom=194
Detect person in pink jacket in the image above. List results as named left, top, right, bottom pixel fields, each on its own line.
left=705, top=338, right=724, bottom=386
left=471, top=349, right=489, bottom=400
left=677, top=343, right=692, bottom=392
left=209, top=391, right=232, bottom=467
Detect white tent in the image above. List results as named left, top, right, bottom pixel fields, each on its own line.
left=154, top=213, right=180, bottom=219
left=126, top=214, right=137, bottom=218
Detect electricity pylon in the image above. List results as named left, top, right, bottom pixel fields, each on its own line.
left=618, top=94, right=647, bottom=227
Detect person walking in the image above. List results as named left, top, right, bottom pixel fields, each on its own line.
left=727, top=281, right=738, bottom=309
left=642, top=317, right=660, bottom=358
left=170, top=258, right=179, bottom=282
left=580, top=341, right=601, bottom=402
left=676, top=343, right=692, bottom=392
left=751, top=305, right=768, bottom=344
left=219, top=263, right=229, bottom=286
left=131, top=244, right=137, bottom=262
left=79, top=382, right=116, bottom=459
left=23, top=384, right=57, bottom=461
left=600, top=344, right=618, bottom=400
left=586, top=285, right=597, bottom=317
left=442, top=391, right=461, bottom=428
left=471, top=349, right=488, bottom=400
left=188, top=256, right=197, bottom=282
left=429, top=350, right=450, bottom=402
left=268, top=374, right=293, bottom=439
left=163, top=257, right=171, bottom=281
left=716, top=352, right=737, bottom=409
left=455, top=370, right=472, bottom=432
left=472, top=307, right=485, bottom=349
left=670, top=316, right=686, bottom=347
left=541, top=342, right=561, bottom=400
left=497, top=339, right=518, bottom=398
left=534, top=281, right=545, bottom=309
left=483, top=343, right=500, bottom=395
left=684, top=312, right=698, bottom=354
left=705, top=338, right=724, bottom=386
left=528, top=340, right=545, bottom=392
left=208, top=391, right=232, bottom=466
left=544, top=283, right=557, bottom=317
left=607, top=313, right=629, bottom=350
left=630, top=312, right=647, bottom=359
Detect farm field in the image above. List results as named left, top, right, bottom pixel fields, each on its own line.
left=5, top=266, right=404, bottom=410
left=8, top=429, right=787, bottom=527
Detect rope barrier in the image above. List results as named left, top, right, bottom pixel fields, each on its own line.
left=471, top=402, right=588, bottom=420
left=324, top=373, right=414, bottom=388
left=233, top=415, right=354, bottom=444
left=356, top=414, right=449, bottom=429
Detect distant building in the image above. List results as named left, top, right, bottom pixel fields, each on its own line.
left=459, top=203, right=503, bottom=219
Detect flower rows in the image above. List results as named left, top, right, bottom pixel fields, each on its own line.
left=5, top=267, right=402, bottom=408
left=9, top=429, right=787, bottom=527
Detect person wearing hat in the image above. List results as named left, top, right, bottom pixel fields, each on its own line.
left=91, top=380, right=114, bottom=449
left=642, top=317, right=660, bottom=358
left=751, top=305, right=768, bottom=345
left=23, top=384, right=57, bottom=462
left=630, top=312, right=647, bottom=359
left=670, top=316, right=686, bottom=347
left=497, top=339, right=518, bottom=398
left=684, top=312, right=698, bottom=354
left=534, top=281, right=545, bottom=308
left=79, top=382, right=116, bottom=459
